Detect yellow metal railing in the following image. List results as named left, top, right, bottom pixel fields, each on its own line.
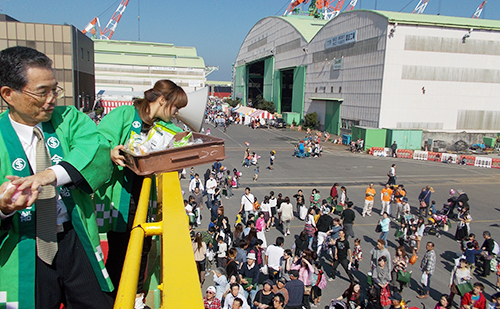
left=113, top=172, right=204, bottom=309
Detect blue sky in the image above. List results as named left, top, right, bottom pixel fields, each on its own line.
left=2, top=0, right=498, bottom=81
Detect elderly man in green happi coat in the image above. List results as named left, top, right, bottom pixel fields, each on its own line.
left=0, top=46, right=114, bottom=308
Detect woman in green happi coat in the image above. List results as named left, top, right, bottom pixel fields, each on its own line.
left=95, top=80, right=187, bottom=305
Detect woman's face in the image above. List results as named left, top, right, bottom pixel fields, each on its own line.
left=264, top=284, right=272, bottom=292
left=156, top=97, right=180, bottom=122
left=440, top=296, right=449, bottom=306
left=378, top=259, right=386, bottom=267
left=353, top=284, right=360, bottom=293
left=397, top=249, right=402, bottom=256
left=229, top=275, right=236, bottom=283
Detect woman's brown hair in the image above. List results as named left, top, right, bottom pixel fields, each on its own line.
left=133, top=79, right=187, bottom=127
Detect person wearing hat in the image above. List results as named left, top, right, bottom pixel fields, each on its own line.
left=272, top=278, right=289, bottom=306
left=239, top=252, right=260, bottom=303
left=253, top=279, right=275, bottom=309
left=389, top=293, right=402, bottom=309
left=204, top=286, right=222, bottom=309
left=285, top=270, right=305, bottom=309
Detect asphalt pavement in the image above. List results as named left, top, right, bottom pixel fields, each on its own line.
left=186, top=122, right=500, bottom=309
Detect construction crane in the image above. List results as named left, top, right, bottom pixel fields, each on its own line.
left=472, top=1, right=486, bottom=18
left=284, top=0, right=309, bottom=15
left=413, top=0, right=429, bottom=14
left=83, top=0, right=130, bottom=40
left=345, top=0, right=358, bottom=11
left=284, top=0, right=345, bottom=20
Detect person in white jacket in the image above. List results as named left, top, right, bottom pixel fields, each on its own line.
left=189, top=173, right=204, bottom=193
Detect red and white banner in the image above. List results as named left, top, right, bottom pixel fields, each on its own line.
left=101, top=100, right=133, bottom=115
left=249, top=110, right=276, bottom=120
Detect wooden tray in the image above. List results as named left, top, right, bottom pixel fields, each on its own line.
left=121, top=132, right=226, bottom=176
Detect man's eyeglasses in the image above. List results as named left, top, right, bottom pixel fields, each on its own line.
left=21, top=86, right=65, bottom=103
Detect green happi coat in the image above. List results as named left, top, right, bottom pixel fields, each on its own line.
left=0, top=106, right=114, bottom=309
left=94, top=105, right=182, bottom=233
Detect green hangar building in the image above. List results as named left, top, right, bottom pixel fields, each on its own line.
left=233, top=10, right=500, bottom=135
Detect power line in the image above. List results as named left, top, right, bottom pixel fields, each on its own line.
left=276, top=0, right=291, bottom=16
left=399, top=0, right=416, bottom=12
left=97, top=0, right=121, bottom=18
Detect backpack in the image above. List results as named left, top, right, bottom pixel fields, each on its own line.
left=316, top=270, right=327, bottom=290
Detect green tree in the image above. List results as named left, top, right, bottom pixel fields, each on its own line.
left=254, top=94, right=276, bottom=114
left=303, top=112, right=319, bottom=128
left=225, top=97, right=241, bottom=107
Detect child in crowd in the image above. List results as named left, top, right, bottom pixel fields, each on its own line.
left=352, top=238, right=363, bottom=271
left=269, top=150, right=276, bottom=170
left=311, top=261, right=327, bottom=307
left=253, top=165, right=260, bottom=182
left=429, top=200, right=437, bottom=216
left=232, top=168, right=241, bottom=188
left=189, top=167, right=195, bottom=180
left=216, top=236, right=227, bottom=269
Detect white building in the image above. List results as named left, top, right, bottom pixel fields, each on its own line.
left=94, top=39, right=206, bottom=102
left=233, top=10, right=500, bottom=134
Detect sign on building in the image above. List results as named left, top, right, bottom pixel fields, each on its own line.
left=325, top=30, right=357, bottom=49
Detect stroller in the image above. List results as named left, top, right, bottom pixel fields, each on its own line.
left=423, top=214, right=448, bottom=238
left=329, top=300, right=347, bottom=309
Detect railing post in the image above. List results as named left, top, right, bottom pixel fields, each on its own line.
left=159, top=172, right=204, bottom=308
left=114, top=176, right=153, bottom=309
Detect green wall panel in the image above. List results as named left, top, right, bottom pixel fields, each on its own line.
left=351, top=126, right=387, bottom=150
left=292, top=66, right=306, bottom=119
left=385, top=129, right=423, bottom=150
left=233, top=65, right=247, bottom=105
left=273, top=70, right=282, bottom=114
left=263, top=57, right=274, bottom=102
left=325, top=101, right=342, bottom=135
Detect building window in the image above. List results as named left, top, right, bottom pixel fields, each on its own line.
left=341, top=118, right=360, bottom=130
left=331, top=86, right=333, bottom=93
left=315, top=87, right=317, bottom=93
left=87, top=51, right=90, bottom=61
left=80, top=47, right=83, bottom=59
left=339, top=86, right=342, bottom=93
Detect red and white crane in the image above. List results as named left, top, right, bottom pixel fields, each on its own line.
left=83, top=0, right=130, bottom=40
left=284, top=0, right=345, bottom=20
left=412, top=0, right=429, bottom=14
left=472, top=1, right=486, bottom=18
left=345, top=0, right=358, bottom=11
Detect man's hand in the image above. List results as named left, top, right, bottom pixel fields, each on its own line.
left=10, top=170, right=57, bottom=207
left=110, top=145, right=126, bottom=167
left=0, top=177, right=27, bottom=214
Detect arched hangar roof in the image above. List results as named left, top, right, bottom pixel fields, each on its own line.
left=276, top=15, right=328, bottom=42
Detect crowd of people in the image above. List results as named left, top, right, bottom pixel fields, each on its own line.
left=187, top=161, right=500, bottom=309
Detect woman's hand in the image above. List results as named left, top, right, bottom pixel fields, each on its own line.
left=110, top=145, right=126, bottom=167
